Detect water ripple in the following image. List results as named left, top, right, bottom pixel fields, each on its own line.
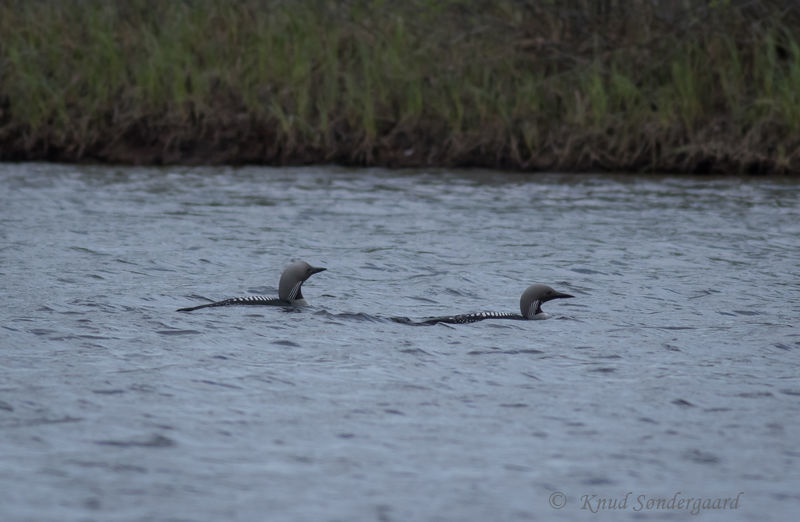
left=1, top=164, right=798, bottom=522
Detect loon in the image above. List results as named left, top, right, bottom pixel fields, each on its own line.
left=177, top=261, right=326, bottom=312
left=393, top=284, right=573, bottom=325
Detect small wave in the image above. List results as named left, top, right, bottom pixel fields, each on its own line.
left=156, top=329, right=202, bottom=336
left=588, top=367, right=617, bottom=373
left=683, top=449, right=720, bottom=464
left=737, top=391, right=773, bottom=398
left=467, top=349, right=544, bottom=355
left=95, top=434, right=175, bottom=448
left=314, top=310, right=387, bottom=323
left=273, top=339, right=300, bottom=347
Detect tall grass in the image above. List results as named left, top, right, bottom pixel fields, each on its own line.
left=1, top=0, right=799, bottom=173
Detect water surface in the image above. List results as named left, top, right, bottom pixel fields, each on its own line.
left=1, top=164, right=799, bottom=521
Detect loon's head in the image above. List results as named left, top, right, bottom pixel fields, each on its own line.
left=278, top=261, right=326, bottom=304
left=520, top=284, right=573, bottom=319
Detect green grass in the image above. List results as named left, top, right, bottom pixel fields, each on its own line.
left=1, top=0, right=799, bottom=173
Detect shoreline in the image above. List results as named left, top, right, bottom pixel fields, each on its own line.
left=0, top=131, right=788, bottom=175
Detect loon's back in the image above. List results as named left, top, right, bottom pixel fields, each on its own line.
left=177, top=295, right=287, bottom=312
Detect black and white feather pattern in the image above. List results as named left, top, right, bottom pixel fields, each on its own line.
left=177, top=295, right=287, bottom=312
left=527, top=299, right=542, bottom=318
left=393, top=311, right=525, bottom=326
left=287, top=281, right=303, bottom=302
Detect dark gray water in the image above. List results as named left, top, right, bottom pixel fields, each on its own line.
left=1, top=163, right=799, bottom=521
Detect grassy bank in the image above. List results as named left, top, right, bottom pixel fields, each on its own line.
left=1, top=0, right=799, bottom=173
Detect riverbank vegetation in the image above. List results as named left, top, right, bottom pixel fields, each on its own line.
left=1, top=0, right=799, bottom=173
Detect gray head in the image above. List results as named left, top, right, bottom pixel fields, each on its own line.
left=278, top=261, right=326, bottom=302
left=520, top=284, right=574, bottom=319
